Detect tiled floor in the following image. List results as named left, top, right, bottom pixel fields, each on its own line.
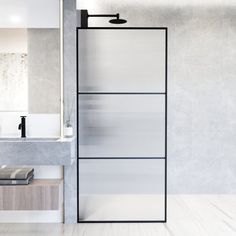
left=1, top=195, right=236, bottom=236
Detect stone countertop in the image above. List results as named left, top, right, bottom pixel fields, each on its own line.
left=0, top=137, right=75, bottom=166
left=0, top=137, right=74, bottom=142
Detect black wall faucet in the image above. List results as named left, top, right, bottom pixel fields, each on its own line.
left=18, top=116, right=26, bottom=138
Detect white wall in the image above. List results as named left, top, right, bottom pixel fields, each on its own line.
left=76, top=1, right=236, bottom=193
left=0, top=0, right=60, bottom=28
left=0, top=29, right=27, bottom=53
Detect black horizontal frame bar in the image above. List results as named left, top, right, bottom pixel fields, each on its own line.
left=78, top=157, right=166, bottom=160
left=78, top=27, right=167, bottom=30
left=79, top=220, right=166, bottom=223
left=78, top=92, right=166, bottom=95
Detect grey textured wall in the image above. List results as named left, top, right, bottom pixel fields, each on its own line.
left=63, top=0, right=77, bottom=223
left=28, top=29, right=60, bottom=114
left=83, top=3, right=236, bottom=194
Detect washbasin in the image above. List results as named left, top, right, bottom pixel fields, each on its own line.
left=0, top=136, right=73, bottom=165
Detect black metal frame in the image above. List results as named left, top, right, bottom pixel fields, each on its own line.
left=76, top=27, right=168, bottom=223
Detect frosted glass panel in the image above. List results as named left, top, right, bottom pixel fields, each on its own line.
left=79, top=159, right=165, bottom=221
left=78, top=29, right=165, bottom=92
left=79, top=95, right=165, bottom=158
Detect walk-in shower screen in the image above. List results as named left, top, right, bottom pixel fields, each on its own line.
left=77, top=28, right=167, bottom=222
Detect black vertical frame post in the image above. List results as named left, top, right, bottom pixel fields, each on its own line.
left=164, top=28, right=168, bottom=223
left=77, top=27, right=168, bottom=223
left=76, top=26, right=79, bottom=223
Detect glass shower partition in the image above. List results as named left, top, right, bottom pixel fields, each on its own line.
left=77, top=27, right=167, bottom=222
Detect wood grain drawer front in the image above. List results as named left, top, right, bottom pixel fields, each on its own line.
left=0, top=179, right=63, bottom=210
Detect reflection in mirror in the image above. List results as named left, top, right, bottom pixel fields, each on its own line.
left=0, top=0, right=61, bottom=138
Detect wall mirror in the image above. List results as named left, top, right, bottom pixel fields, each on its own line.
left=0, top=0, right=62, bottom=138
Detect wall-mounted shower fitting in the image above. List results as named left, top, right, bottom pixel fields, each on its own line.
left=80, top=9, right=127, bottom=28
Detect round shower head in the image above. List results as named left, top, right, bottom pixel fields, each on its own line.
left=109, top=18, right=127, bottom=24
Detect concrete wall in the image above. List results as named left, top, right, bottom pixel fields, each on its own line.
left=28, top=29, right=60, bottom=114
left=77, top=2, right=236, bottom=194
left=63, top=0, right=77, bottom=223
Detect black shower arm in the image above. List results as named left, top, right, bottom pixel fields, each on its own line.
left=80, top=10, right=126, bottom=28
left=88, top=13, right=120, bottom=19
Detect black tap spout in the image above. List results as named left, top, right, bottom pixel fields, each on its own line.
left=18, top=116, right=26, bottom=138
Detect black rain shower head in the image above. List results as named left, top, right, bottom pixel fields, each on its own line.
left=109, top=18, right=127, bottom=24
left=80, top=9, right=127, bottom=28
